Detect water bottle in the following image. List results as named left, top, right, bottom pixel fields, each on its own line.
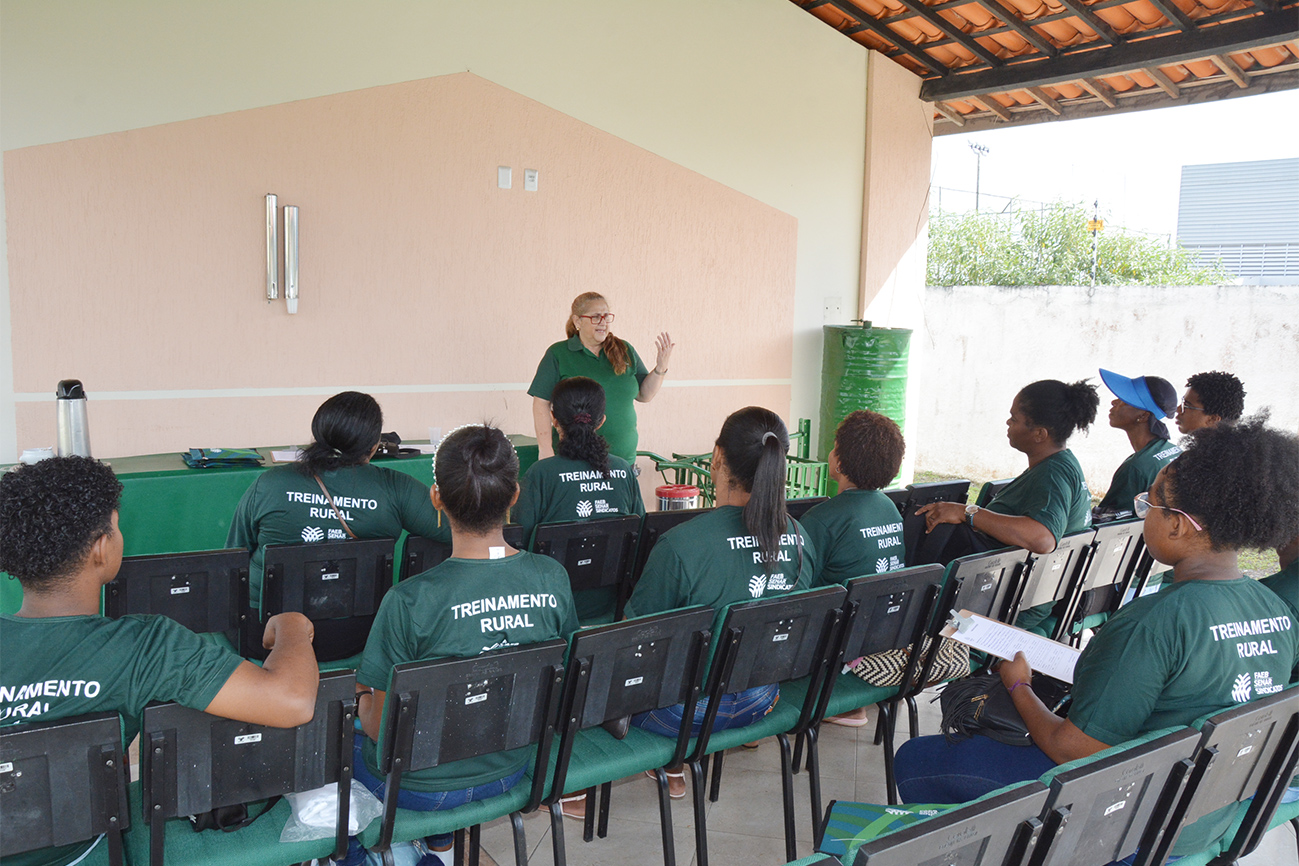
left=55, top=379, right=92, bottom=457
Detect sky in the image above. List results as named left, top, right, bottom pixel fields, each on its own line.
left=930, top=88, right=1299, bottom=239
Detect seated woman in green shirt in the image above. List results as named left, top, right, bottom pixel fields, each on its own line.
left=352, top=425, right=579, bottom=866
left=515, top=376, right=645, bottom=622
left=1093, top=369, right=1181, bottom=522
left=897, top=417, right=1299, bottom=861
left=918, top=378, right=1098, bottom=563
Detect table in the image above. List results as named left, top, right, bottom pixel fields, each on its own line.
left=0, top=437, right=538, bottom=614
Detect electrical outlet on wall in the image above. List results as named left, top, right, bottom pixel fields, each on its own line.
left=498, top=166, right=512, bottom=189
left=524, top=169, right=539, bottom=191
left=823, top=297, right=843, bottom=323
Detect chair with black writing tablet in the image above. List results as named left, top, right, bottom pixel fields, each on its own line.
left=786, top=496, right=829, bottom=520
left=531, top=514, right=641, bottom=624
left=104, top=549, right=248, bottom=651
left=0, top=712, right=129, bottom=866
left=900, top=479, right=971, bottom=566
left=130, top=670, right=358, bottom=866
left=356, top=639, right=569, bottom=866
left=401, top=525, right=527, bottom=581
left=1029, top=727, right=1201, bottom=866
left=1003, top=528, right=1095, bottom=639
left=1057, top=519, right=1146, bottom=646
left=1144, top=687, right=1299, bottom=866
left=250, top=537, right=395, bottom=664
left=631, top=507, right=713, bottom=587
left=835, top=780, right=1050, bottom=866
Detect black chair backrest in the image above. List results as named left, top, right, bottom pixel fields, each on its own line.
left=787, top=496, right=829, bottom=520
left=840, top=565, right=945, bottom=661
left=141, top=670, right=357, bottom=866
left=400, top=524, right=526, bottom=582
left=692, top=586, right=847, bottom=760
left=631, top=507, right=713, bottom=585
left=105, top=548, right=248, bottom=647
left=254, top=537, right=396, bottom=661
left=948, top=547, right=1029, bottom=624
left=1060, top=520, right=1146, bottom=635
left=553, top=607, right=714, bottom=793
left=850, top=781, right=1050, bottom=866
left=975, top=478, right=1016, bottom=507
left=373, top=639, right=568, bottom=851
left=533, top=514, right=641, bottom=618
left=1030, top=728, right=1201, bottom=866
left=1151, top=688, right=1299, bottom=865
left=882, top=488, right=909, bottom=512
left=1007, top=529, right=1095, bottom=629
left=0, top=712, right=129, bottom=865
left=901, top=480, right=971, bottom=566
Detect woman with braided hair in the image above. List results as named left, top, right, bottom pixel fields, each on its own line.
left=515, top=377, right=645, bottom=622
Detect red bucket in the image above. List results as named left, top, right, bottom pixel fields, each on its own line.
left=656, top=484, right=700, bottom=511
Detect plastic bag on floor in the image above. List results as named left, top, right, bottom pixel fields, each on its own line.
left=281, top=779, right=383, bottom=842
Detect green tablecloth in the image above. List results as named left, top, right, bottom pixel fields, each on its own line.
left=0, top=437, right=538, bottom=614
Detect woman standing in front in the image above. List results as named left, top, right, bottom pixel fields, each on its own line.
left=529, top=292, right=675, bottom=464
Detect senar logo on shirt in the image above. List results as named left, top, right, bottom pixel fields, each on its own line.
left=576, top=500, right=594, bottom=518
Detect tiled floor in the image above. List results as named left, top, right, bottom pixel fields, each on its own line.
left=471, top=694, right=1299, bottom=866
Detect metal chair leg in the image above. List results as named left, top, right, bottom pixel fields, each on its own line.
left=708, top=749, right=725, bottom=802
left=653, top=768, right=678, bottom=866
left=873, top=701, right=890, bottom=745
left=471, top=823, right=486, bottom=866
left=596, top=783, right=610, bottom=838
left=805, top=726, right=823, bottom=846
left=792, top=730, right=805, bottom=774
left=690, top=760, right=710, bottom=866
left=778, top=733, right=798, bottom=863
left=882, top=702, right=900, bottom=805
left=549, top=805, right=567, bottom=866
left=582, top=785, right=596, bottom=843
left=906, top=695, right=920, bottom=739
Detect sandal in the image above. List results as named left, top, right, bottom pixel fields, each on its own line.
left=825, top=710, right=872, bottom=728
left=540, top=792, right=587, bottom=820
left=644, top=768, right=687, bottom=799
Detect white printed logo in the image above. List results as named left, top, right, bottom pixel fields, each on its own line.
left=328, top=528, right=347, bottom=540
left=576, top=500, right=594, bottom=518
left=1231, top=672, right=1252, bottom=703
left=301, top=526, right=325, bottom=543
left=748, top=575, right=768, bottom=598
left=1254, top=671, right=1283, bottom=696
left=876, top=557, right=890, bottom=572
left=888, top=555, right=903, bottom=571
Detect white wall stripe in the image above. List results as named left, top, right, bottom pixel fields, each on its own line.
left=11, top=378, right=793, bottom=402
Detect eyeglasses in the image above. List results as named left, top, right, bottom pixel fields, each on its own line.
left=1178, top=401, right=1205, bottom=413
left=578, top=313, right=615, bottom=325
left=1133, top=491, right=1204, bottom=531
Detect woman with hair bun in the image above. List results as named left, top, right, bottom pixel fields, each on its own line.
left=529, top=291, right=674, bottom=463
left=515, top=377, right=644, bottom=622
left=1094, top=369, right=1182, bottom=520
left=897, top=417, right=1299, bottom=860
left=624, top=406, right=817, bottom=798
left=228, top=391, right=449, bottom=611
left=352, top=424, right=579, bottom=865
left=918, top=379, right=1099, bottom=563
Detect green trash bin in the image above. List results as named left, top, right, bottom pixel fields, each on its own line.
left=818, top=323, right=912, bottom=488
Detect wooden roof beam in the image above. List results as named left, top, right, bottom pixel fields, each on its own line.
left=1054, top=0, right=1121, bottom=45
left=970, top=94, right=1014, bottom=120
left=1026, top=86, right=1064, bottom=114
left=1144, top=66, right=1182, bottom=96
left=933, top=102, right=968, bottom=125
left=892, top=0, right=1004, bottom=67
left=824, top=0, right=951, bottom=76
left=921, top=9, right=1297, bottom=100
left=1211, top=53, right=1250, bottom=87
left=975, top=0, right=1059, bottom=56
left=1079, top=76, right=1119, bottom=106
left=1143, top=0, right=1197, bottom=32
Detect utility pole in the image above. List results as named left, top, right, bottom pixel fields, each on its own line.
left=969, top=142, right=989, bottom=212
left=1089, top=199, right=1103, bottom=286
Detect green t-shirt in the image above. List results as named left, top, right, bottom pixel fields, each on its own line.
left=800, top=489, right=905, bottom=587
left=1261, top=559, right=1299, bottom=680
left=1097, top=438, right=1181, bottom=512
left=985, top=449, right=1092, bottom=542
left=227, top=463, right=449, bottom=608
left=356, top=552, right=578, bottom=791
left=1, top=613, right=243, bottom=866
left=527, top=335, right=649, bottom=462
left=1068, top=577, right=1298, bottom=852
left=513, top=454, right=645, bottom=542
left=625, top=505, right=817, bottom=623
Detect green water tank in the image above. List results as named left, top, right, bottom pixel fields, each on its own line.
left=818, top=323, right=912, bottom=470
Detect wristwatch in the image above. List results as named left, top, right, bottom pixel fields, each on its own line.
left=964, top=504, right=980, bottom=527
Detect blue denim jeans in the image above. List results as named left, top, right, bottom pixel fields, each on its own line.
left=349, top=733, right=526, bottom=852
left=894, top=733, right=1057, bottom=804
left=632, top=683, right=779, bottom=738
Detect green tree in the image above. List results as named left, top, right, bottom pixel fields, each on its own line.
left=927, top=202, right=1232, bottom=287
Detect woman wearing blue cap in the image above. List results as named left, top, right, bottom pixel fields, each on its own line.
left=1094, top=369, right=1181, bottom=521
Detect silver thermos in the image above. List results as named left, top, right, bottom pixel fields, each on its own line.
left=55, top=379, right=92, bottom=457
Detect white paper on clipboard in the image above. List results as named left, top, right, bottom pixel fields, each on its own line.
left=940, top=610, right=1081, bottom=683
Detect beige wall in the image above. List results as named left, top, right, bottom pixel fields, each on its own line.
left=917, top=284, right=1299, bottom=491
left=2, top=0, right=912, bottom=463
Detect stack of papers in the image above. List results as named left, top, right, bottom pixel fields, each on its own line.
left=940, top=610, right=1082, bottom=683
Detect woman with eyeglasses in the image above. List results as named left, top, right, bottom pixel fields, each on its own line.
left=896, top=417, right=1299, bottom=861
left=1174, top=370, right=1246, bottom=434
left=528, top=292, right=674, bottom=464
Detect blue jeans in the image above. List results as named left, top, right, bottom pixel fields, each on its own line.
left=894, top=733, right=1057, bottom=804
left=350, top=733, right=525, bottom=849
left=632, top=683, right=779, bottom=738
